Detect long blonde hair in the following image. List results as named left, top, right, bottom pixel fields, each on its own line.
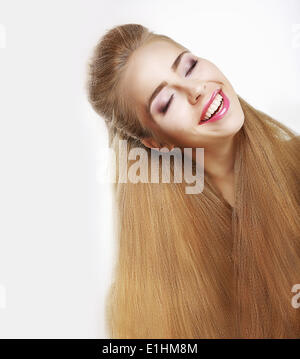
left=86, top=23, right=300, bottom=338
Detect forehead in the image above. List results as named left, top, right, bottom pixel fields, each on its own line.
left=122, top=39, right=184, bottom=111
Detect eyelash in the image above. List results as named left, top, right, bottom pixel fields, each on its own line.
left=160, top=59, right=198, bottom=114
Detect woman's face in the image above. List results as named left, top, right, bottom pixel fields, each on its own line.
left=121, top=38, right=245, bottom=149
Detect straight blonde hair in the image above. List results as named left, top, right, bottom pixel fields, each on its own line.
left=87, top=23, right=300, bottom=338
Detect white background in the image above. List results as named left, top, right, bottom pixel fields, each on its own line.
left=0, top=0, right=299, bottom=338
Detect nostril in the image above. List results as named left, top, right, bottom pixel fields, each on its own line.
left=195, top=94, right=201, bottom=102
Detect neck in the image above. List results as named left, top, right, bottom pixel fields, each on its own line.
left=194, top=135, right=237, bottom=180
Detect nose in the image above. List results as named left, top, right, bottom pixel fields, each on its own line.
left=174, top=79, right=206, bottom=105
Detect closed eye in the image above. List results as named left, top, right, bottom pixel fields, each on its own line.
left=185, top=59, right=198, bottom=77
left=160, top=59, right=198, bottom=114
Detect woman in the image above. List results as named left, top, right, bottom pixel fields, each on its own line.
left=86, top=23, right=300, bottom=338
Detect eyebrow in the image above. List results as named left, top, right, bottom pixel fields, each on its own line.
left=147, top=50, right=190, bottom=113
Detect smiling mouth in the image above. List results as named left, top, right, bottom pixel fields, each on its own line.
left=201, top=94, right=223, bottom=123
left=198, top=89, right=229, bottom=125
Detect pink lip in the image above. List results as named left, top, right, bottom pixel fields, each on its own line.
left=200, top=88, right=220, bottom=122
left=199, top=89, right=230, bottom=125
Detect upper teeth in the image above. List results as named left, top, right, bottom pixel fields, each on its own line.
left=204, top=93, right=223, bottom=120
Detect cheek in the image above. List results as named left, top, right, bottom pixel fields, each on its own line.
left=163, top=107, right=194, bottom=133
left=176, top=105, right=195, bottom=127
left=198, top=60, right=227, bottom=82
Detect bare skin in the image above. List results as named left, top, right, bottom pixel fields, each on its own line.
left=203, top=135, right=237, bottom=207
left=121, top=38, right=244, bottom=207
left=212, top=170, right=235, bottom=207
